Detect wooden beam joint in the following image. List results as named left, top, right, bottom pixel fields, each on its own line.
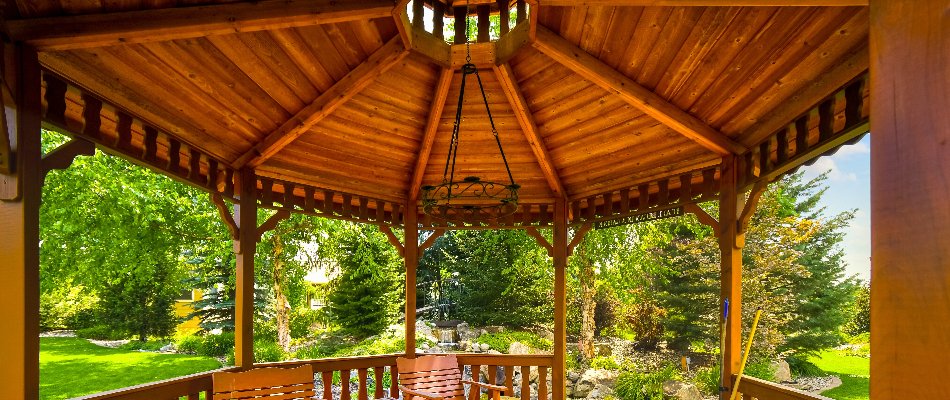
left=380, top=225, right=405, bottom=256
left=525, top=227, right=553, bottom=257
left=567, top=223, right=592, bottom=256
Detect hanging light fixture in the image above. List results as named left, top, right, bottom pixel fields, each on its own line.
left=421, top=1, right=519, bottom=223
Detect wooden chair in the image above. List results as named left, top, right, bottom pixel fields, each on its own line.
left=396, top=355, right=509, bottom=400
left=212, top=364, right=318, bottom=400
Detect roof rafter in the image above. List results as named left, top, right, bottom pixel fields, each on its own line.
left=493, top=63, right=566, bottom=197
left=533, top=26, right=747, bottom=156
left=7, top=0, right=396, bottom=51
left=234, top=37, right=410, bottom=168
left=535, top=1, right=867, bottom=5
left=408, top=68, right=455, bottom=201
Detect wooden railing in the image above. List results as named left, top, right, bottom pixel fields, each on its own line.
left=733, top=375, right=833, bottom=400
left=72, top=353, right=553, bottom=400
left=457, top=354, right=553, bottom=400
left=408, top=0, right=531, bottom=43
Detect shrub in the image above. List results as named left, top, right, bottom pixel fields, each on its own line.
left=692, top=366, right=720, bottom=395
left=741, top=359, right=775, bottom=381
left=39, top=285, right=99, bottom=331
left=476, top=331, right=552, bottom=353
left=290, top=308, right=322, bottom=339
left=615, top=364, right=681, bottom=400
left=176, top=335, right=203, bottom=355
left=201, top=332, right=235, bottom=357
left=787, top=356, right=824, bottom=377
left=76, top=325, right=127, bottom=340
left=591, top=356, right=621, bottom=371
left=254, top=340, right=287, bottom=362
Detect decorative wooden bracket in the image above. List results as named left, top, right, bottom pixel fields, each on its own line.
left=380, top=225, right=405, bottom=256
left=40, top=138, right=95, bottom=180
left=525, top=227, right=553, bottom=257
left=212, top=193, right=240, bottom=240
left=567, top=223, right=593, bottom=256
left=418, top=229, right=445, bottom=253
left=255, top=209, right=290, bottom=243
left=683, top=179, right=767, bottom=248
left=211, top=193, right=290, bottom=244
left=684, top=203, right=721, bottom=237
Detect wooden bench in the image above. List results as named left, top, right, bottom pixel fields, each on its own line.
left=212, top=365, right=318, bottom=400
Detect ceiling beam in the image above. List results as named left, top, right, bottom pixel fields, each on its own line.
left=534, top=1, right=867, bottom=6
left=533, top=26, right=747, bottom=156
left=234, top=37, right=409, bottom=168
left=7, top=0, right=396, bottom=51
left=408, top=68, right=455, bottom=201
left=493, top=63, right=566, bottom=197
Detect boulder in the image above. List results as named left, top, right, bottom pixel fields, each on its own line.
left=578, top=369, right=619, bottom=387
left=509, top=342, right=534, bottom=355
left=772, top=359, right=792, bottom=382
left=594, top=343, right=612, bottom=357
left=483, top=326, right=506, bottom=334
left=416, top=321, right=438, bottom=344
left=457, top=323, right=478, bottom=341
left=572, top=381, right=594, bottom=398
left=661, top=380, right=702, bottom=400
left=585, top=384, right=614, bottom=400
left=567, top=371, right=581, bottom=382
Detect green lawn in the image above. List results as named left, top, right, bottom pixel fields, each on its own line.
left=40, top=337, right=222, bottom=400
left=810, top=350, right=870, bottom=400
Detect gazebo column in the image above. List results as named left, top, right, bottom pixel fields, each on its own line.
left=0, top=45, right=42, bottom=400
left=404, top=207, right=419, bottom=357
left=870, top=1, right=950, bottom=396
left=234, top=169, right=259, bottom=368
left=552, top=198, right=568, bottom=400
left=717, top=156, right=742, bottom=399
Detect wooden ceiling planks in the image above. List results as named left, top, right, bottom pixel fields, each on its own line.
left=17, top=0, right=872, bottom=225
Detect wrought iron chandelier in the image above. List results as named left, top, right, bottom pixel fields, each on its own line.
left=421, top=5, right=519, bottom=223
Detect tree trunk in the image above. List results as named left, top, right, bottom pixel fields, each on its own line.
left=578, top=243, right=596, bottom=360
left=272, top=236, right=291, bottom=351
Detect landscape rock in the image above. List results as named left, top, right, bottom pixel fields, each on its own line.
left=572, top=381, right=595, bottom=398
left=585, top=384, right=614, bottom=400
left=483, top=326, right=506, bottom=334
left=568, top=371, right=581, bottom=382
left=771, top=359, right=792, bottom=382
left=594, top=343, right=612, bottom=357
left=509, top=342, right=534, bottom=355
left=661, top=380, right=702, bottom=400
left=160, top=343, right=175, bottom=352
left=457, top=323, right=478, bottom=341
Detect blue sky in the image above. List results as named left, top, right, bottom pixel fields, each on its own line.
left=799, top=135, right=871, bottom=282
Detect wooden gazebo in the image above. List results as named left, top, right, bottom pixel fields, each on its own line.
left=0, top=0, right=945, bottom=399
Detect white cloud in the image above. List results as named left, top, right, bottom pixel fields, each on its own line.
left=833, top=142, right=870, bottom=158
left=801, top=157, right=857, bottom=182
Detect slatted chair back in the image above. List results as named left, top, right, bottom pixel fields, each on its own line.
left=397, top=355, right=466, bottom=400
left=212, top=365, right=316, bottom=400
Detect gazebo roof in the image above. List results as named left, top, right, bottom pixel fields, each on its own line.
left=8, top=0, right=870, bottom=229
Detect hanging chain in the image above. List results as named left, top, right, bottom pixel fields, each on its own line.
left=465, top=0, right=471, bottom=63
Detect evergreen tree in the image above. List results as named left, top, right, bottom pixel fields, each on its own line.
left=325, top=224, right=403, bottom=338
left=650, top=172, right=858, bottom=356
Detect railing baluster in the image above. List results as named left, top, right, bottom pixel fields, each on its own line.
left=637, top=184, right=649, bottom=211
left=373, top=366, right=384, bottom=399
left=520, top=366, right=530, bottom=400
left=412, top=0, right=424, bottom=28
left=340, top=369, right=351, bottom=400
left=322, top=371, right=334, bottom=400
left=517, top=0, right=527, bottom=23
left=469, top=364, right=482, bottom=400
left=795, top=114, right=810, bottom=156
left=81, top=93, right=103, bottom=141
left=389, top=364, right=399, bottom=399
left=357, top=368, right=368, bottom=400
left=818, top=97, right=836, bottom=142
left=504, top=366, right=514, bottom=394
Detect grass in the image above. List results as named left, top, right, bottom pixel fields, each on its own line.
left=810, top=350, right=869, bottom=400
left=40, top=337, right=222, bottom=400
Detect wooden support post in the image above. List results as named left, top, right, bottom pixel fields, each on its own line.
left=0, top=44, right=42, bottom=400
left=552, top=198, right=568, bottom=400
left=404, top=206, right=419, bottom=357
left=234, top=169, right=257, bottom=368
left=718, top=156, right=741, bottom=399
left=870, top=1, right=950, bottom=397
